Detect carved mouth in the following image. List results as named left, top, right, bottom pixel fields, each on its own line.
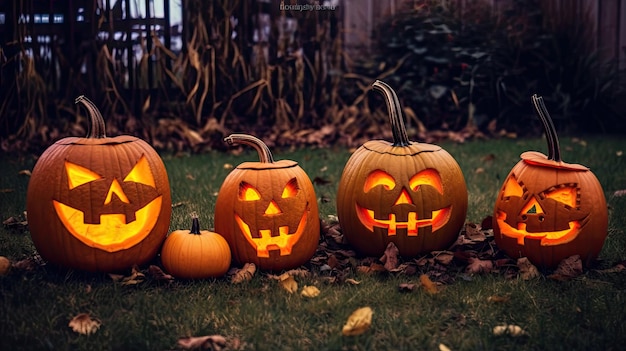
left=496, top=211, right=581, bottom=246
left=53, top=196, right=163, bottom=252
left=355, top=204, right=451, bottom=236
left=235, top=211, right=308, bottom=258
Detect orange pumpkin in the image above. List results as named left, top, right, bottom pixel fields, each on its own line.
left=337, top=80, right=468, bottom=257
left=493, top=95, right=608, bottom=268
left=214, top=134, right=320, bottom=271
left=161, top=212, right=232, bottom=279
left=26, top=96, right=171, bottom=272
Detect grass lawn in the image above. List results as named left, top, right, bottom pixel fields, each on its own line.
left=1, top=135, right=626, bottom=350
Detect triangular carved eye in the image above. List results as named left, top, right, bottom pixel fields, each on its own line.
left=65, top=161, right=103, bottom=189
left=281, top=178, right=299, bottom=198
left=544, top=185, right=578, bottom=208
left=364, top=170, right=395, bottom=192
left=123, top=156, right=155, bottom=187
left=239, top=182, right=261, bottom=201
left=502, top=175, right=524, bottom=198
left=409, top=168, right=443, bottom=194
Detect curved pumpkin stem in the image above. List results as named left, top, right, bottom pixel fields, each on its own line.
left=531, top=94, right=561, bottom=162
left=190, top=212, right=201, bottom=235
left=75, top=95, right=107, bottom=139
left=224, top=134, right=275, bottom=163
left=372, top=80, right=411, bottom=147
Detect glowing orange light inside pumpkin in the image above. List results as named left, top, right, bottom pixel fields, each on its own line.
left=394, top=189, right=412, bottom=205
left=364, top=170, right=395, bottom=192
left=282, top=178, right=298, bottom=198
left=65, top=161, right=102, bottom=189
left=502, top=175, right=524, bottom=198
left=239, top=182, right=261, bottom=201
left=496, top=211, right=581, bottom=245
left=409, top=168, right=443, bottom=194
left=356, top=205, right=451, bottom=235
left=265, top=200, right=282, bottom=215
left=54, top=155, right=164, bottom=252
left=545, top=186, right=577, bottom=208
left=234, top=212, right=308, bottom=257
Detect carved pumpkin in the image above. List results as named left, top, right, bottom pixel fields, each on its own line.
left=493, top=95, right=608, bottom=268
left=26, top=96, right=172, bottom=272
left=214, top=134, right=320, bottom=271
left=337, top=80, right=468, bottom=257
left=161, top=212, right=232, bottom=279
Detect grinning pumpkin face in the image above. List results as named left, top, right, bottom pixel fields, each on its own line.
left=235, top=174, right=310, bottom=258
left=492, top=94, right=608, bottom=268
left=26, top=96, right=171, bottom=272
left=53, top=156, right=163, bottom=252
left=214, top=134, right=320, bottom=271
left=336, top=80, right=467, bottom=258
left=493, top=152, right=607, bottom=268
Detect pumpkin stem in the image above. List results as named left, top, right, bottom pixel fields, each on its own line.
left=531, top=94, right=561, bottom=162
left=190, top=212, right=201, bottom=235
left=224, top=134, right=275, bottom=163
left=75, top=95, right=107, bottom=139
left=372, top=80, right=412, bottom=147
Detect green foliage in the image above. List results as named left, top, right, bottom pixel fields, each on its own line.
left=359, top=0, right=626, bottom=134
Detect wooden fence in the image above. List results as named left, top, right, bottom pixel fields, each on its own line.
left=343, top=0, right=626, bottom=69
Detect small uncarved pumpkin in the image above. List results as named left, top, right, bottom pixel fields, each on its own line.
left=26, top=96, right=171, bottom=272
left=493, top=95, right=608, bottom=268
left=214, top=134, right=320, bottom=271
left=161, top=213, right=232, bottom=279
left=337, top=80, right=468, bottom=257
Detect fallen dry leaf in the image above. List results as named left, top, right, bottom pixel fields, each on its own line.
left=148, top=265, right=174, bottom=282
left=548, top=255, right=583, bottom=281
left=345, top=278, right=361, bottom=285
left=68, top=313, right=101, bottom=335
left=419, top=274, right=439, bottom=294
left=439, top=343, right=452, bottom=351
left=432, top=251, right=454, bottom=265
left=466, top=258, right=493, bottom=275
left=121, top=265, right=146, bottom=285
left=301, top=285, right=320, bottom=298
left=231, top=263, right=256, bottom=284
left=398, top=283, right=416, bottom=292
left=177, top=335, right=227, bottom=350
left=487, top=295, right=511, bottom=303
left=0, top=256, right=10, bottom=275
left=18, top=169, right=32, bottom=176
left=517, top=257, right=540, bottom=280
left=280, top=275, right=298, bottom=294
left=493, top=324, right=527, bottom=337
left=379, top=242, right=400, bottom=271
left=342, top=307, right=373, bottom=336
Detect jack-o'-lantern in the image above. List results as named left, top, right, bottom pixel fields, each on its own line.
left=214, top=134, right=320, bottom=271
left=337, top=80, right=468, bottom=257
left=493, top=94, right=608, bottom=268
left=26, top=96, right=171, bottom=272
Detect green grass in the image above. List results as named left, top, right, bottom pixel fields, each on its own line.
left=1, top=136, right=626, bottom=350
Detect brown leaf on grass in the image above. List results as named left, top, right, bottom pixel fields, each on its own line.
left=517, top=257, right=540, bottom=280
left=487, top=295, right=511, bottom=303
left=148, top=265, right=174, bottom=282
left=12, top=256, right=41, bottom=271
left=68, top=313, right=101, bottom=335
left=301, top=285, right=320, bottom=298
left=231, top=263, right=256, bottom=284
left=493, top=324, right=527, bottom=337
left=398, top=283, right=416, bottom=292
left=595, top=261, right=626, bottom=274
left=548, top=255, right=583, bottom=281
left=466, top=258, right=493, bottom=274
left=342, top=307, right=373, bottom=336
left=432, top=251, right=454, bottom=265
left=0, top=256, right=10, bottom=275
left=279, top=275, right=298, bottom=294
left=380, top=242, right=400, bottom=271
left=177, top=335, right=227, bottom=350
left=118, top=265, right=145, bottom=285
left=18, top=169, right=32, bottom=176
left=464, top=223, right=486, bottom=242
left=345, top=278, right=361, bottom=285
left=419, top=274, right=439, bottom=294
left=614, top=189, right=626, bottom=197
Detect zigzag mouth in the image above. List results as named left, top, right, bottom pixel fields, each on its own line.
left=355, top=204, right=451, bottom=236
left=496, top=211, right=581, bottom=246
left=235, top=211, right=308, bottom=257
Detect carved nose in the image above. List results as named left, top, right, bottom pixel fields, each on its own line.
left=394, top=189, right=413, bottom=205
left=264, top=200, right=282, bottom=215
left=104, top=178, right=129, bottom=205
